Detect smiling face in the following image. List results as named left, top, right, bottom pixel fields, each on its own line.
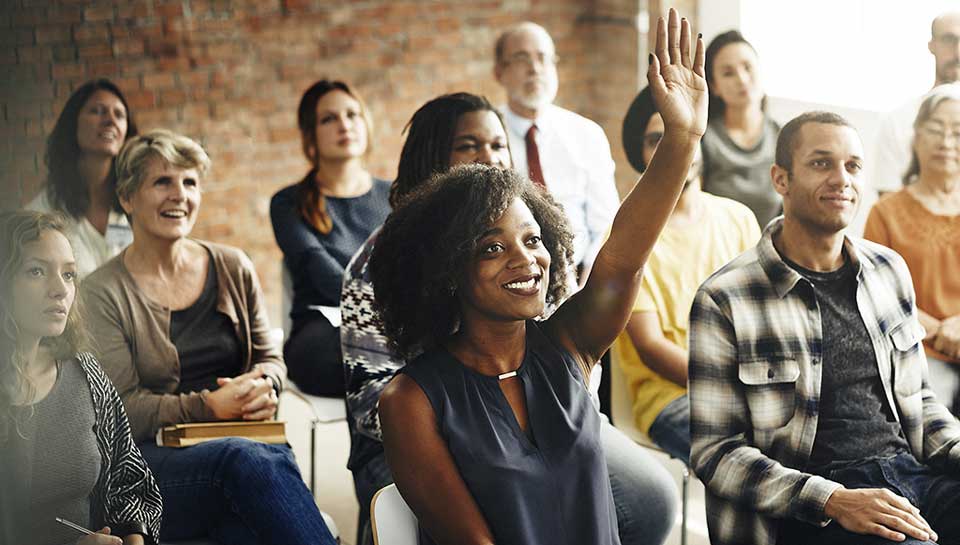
left=914, top=99, right=960, bottom=177
left=494, top=25, right=559, bottom=115
left=10, top=229, right=77, bottom=344
left=460, top=197, right=551, bottom=324
left=76, top=89, right=128, bottom=157
left=121, top=155, right=201, bottom=242
left=448, top=110, right=512, bottom=168
left=710, top=42, right=763, bottom=111
left=311, top=89, right=368, bottom=164
left=774, top=122, right=864, bottom=234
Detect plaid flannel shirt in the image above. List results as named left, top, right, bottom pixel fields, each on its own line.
left=688, top=218, right=960, bottom=545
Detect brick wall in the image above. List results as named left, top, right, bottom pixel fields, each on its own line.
left=2, top=0, right=700, bottom=324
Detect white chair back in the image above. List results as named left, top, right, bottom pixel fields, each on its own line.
left=609, top=346, right=649, bottom=445
left=371, top=483, right=418, bottom=545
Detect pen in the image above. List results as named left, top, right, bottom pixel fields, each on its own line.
left=55, top=517, right=94, bottom=536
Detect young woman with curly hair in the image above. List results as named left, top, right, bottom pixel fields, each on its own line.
left=0, top=210, right=162, bottom=545
left=368, top=10, right=706, bottom=545
left=27, top=79, right=138, bottom=279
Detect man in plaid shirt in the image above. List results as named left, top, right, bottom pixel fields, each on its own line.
left=688, top=111, right=960, bottom=545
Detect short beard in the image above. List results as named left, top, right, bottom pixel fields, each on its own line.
left=510, top=82, right=558, bottom=112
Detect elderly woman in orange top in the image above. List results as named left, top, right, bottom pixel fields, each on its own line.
left=865, top=83, right=960, bottom=411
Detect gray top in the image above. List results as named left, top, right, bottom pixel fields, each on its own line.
left=701, top=116, right=782, bottom=228
left=782, top=255, right=911, bottom=472
left=8, top=360, right=102, bottom=545
left=400, top=321, right=620, bottom=545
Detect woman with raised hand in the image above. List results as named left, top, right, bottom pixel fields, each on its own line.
left=344, top=92, right=679, bottom=545
left=0, top=210, right=162, bottom=545
left=865, top=83, right=960, bottom=411
left=369, top=9, right=706, bottom=544
left=27, top=79, right=137, bottom=279
left=701, top=30, right=782, bottom=228
left=81, top=129, right=336, bottom=545
left=271, top=79, right=391, bottom=397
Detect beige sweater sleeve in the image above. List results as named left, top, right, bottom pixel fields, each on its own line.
left=83, top=264, right=216, bottom=442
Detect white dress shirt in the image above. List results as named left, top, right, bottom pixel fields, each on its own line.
left=501, top=104, right=620, bottom=270
left=871, top=95, right=924, bottom=193
left=27, top=191, right=133, bottom=279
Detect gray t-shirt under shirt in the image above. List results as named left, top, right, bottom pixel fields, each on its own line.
left=782, top=255, right=910, bottom=473
left=701, top=116, right=782, bottom=228
left=4, top=359, right=101, bottom=545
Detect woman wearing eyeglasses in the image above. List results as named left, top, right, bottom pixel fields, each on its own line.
left=865, top=83, right=960, bottom=411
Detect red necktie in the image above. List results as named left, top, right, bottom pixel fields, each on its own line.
left=525, top=124, right=546, bottom=188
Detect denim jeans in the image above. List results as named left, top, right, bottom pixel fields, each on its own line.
left=647, top=394, right=690, bottom=465
left=778, top=452, right=960, bottom=545
left=351, top=418, right=679, bottom=545
left=139, top=438, right=336, bottom=545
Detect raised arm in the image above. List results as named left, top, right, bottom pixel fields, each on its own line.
left=549, top=8, right=707, bottom=365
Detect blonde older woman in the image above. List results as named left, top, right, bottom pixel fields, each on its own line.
left=82, top=129, right=336, bottom=545
left=865, top=83, right=960, bottom=411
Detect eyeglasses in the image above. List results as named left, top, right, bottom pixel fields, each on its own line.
left=503, top=51, right=560, bottom=68
left=919, top=124, right=960, bottom=143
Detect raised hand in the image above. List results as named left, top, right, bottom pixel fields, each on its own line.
left=648, top=8, right=707, bottom=138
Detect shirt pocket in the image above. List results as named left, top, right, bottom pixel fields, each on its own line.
left=890, top=320, right=924, bottom=397
left=738, top=358, right=800, bottom=430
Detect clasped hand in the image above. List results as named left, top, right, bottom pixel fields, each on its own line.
left=204, top=364, right=279, bottom=421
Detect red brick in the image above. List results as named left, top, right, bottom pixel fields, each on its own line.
left=156, top=2, right=184, bottom=18
left=142, top=71, right=176, bottom=89
left=78, top=43, right=113, bottom=58
left=35, top=24, right=72, bottom=45
left=124, top=89, right=156, bottom=109
left=11, top=9, right=46, bottom=27
left=73, top=22, right=110, bottom=43
left=53, top=44, right=77, bottom=61
left=158, top=88, right=187, bottom=106
left=83, top=5, right=115, bottom=22
left=113, top=38, right=145, bottom=57
left=51, top=62, right=86, bottom=79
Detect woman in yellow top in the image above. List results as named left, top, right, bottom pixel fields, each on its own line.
left=864, top=83, right=960, bottom=411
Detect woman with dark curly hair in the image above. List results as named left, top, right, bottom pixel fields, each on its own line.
left=270, top=79, right=391, bottom=396
left=27, top=79, right=138, bottom=279
left=0, top=210, right=162, bottom=545
left=369, top=10, right=706, bottom=545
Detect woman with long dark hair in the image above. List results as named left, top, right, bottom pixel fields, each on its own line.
left=701, top=30, right=781, bottom=227
left=27, top=79, right=138, bottom=278
left=270, top=79, right=391, bottom=396
left=0, top=210, right=162, bottom=545
left=368, top=10, right=705, bottom=544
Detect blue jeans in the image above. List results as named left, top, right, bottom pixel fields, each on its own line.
left=351, top=418, right=679, bottom=545
left=778, top=452, right=960, bottom=545
left=139, top=438, right=336, bottom=545
left=647, top=394, right=690, bottom=465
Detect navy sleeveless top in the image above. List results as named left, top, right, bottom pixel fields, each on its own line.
left=400, top=321, right=620, bottom=545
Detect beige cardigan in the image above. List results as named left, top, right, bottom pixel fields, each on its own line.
left=82, top=240, right=285, bottom=442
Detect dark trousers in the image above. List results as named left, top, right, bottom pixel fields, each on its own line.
left=778, top=452, right=960, bottom=545
left=284, top=313, right=344, bottom=396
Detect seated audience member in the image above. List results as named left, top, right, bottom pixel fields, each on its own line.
left=271, top=79, right=391, bottom=397
left=872, top=11, right=960, bottom=194
left=27, top=79, right=137, bottom=279
left=343, top=92, right=677, bottom=545
left=81, top=130, right=336, bottom=545
left=701, top=30, right=782, bottom=228
left=689, top=111, right=960, bottom=545
left=0, top=211, right=162, bottom=545
left=614, top=86, right=760, bottom=463
left=368, top=11, right=702, bottom=544
left=493, top=21, right=621, bottom=276
left=865, top=84, right=960, bottom=411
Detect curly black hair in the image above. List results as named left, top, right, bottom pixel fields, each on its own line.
left=369, top=164, right=575, bottom=359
